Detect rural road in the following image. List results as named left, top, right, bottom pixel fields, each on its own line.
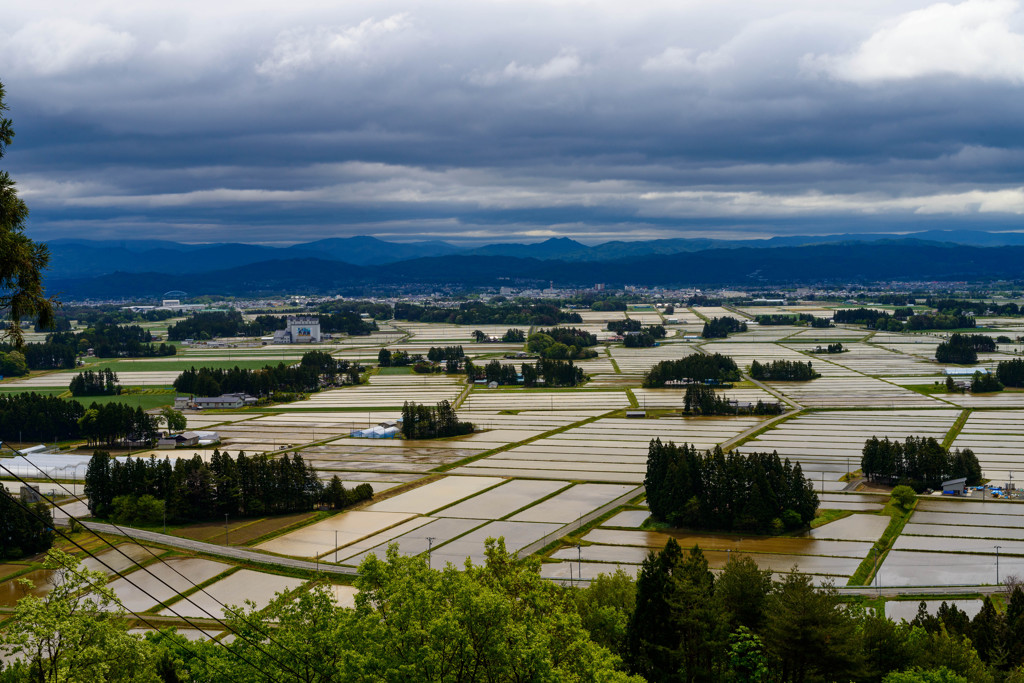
left=69, top=520, right=359, bottom=577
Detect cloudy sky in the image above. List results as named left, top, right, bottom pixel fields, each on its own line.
left=6, top=0, right=1024, bottom=245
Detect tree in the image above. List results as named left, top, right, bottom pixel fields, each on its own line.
left=377, top=348, right=391, bottom=367
left=189, top=539, right=642, bottom=682
left=891, top=485, right=917, bottom=510
left=84, top=449, right=114, bottom=517
left=0, top=81, right=55, bottom=347
left=0, top=549, right=159, bottom=682
left=764, top=573, right=863, bottom=682
left=573, top=568, right=636, bottom=654
left=160, top=407, right=187, bottom=433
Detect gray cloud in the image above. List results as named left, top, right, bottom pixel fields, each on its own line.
left=6, top=0, right=1024, bottom=244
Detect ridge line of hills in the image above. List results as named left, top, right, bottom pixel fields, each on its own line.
left=48, top=239, right=1024, bottom=298
left=44, top=229, right=1024, bottom=281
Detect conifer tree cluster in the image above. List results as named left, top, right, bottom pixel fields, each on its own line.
left=935, top=333, right=996, bottom=364
left=400, top=400, right=474, bottom=439
left=68, top=368, right=121, bottom=396
left=910, top=591, right=1024, bottom=673
left=466, top=358, right=586, bottom=387
left=997, top=358, right=1024, bottom=387
left=643, top=353, right=740, bottom=387
left=971, top=371, right=1004, bottom=393
left=0, top=488, right=53, bottom=559
left=0, top=392, right=85, bottom=441
left=861, top=436, right=982, bottom=490
left=645, top=440, right=818, bottom=533
left=682, top=384, right=783, bottom=416
left=749, top=359, right=821, bottom=381
left=501, top=328, right=526, bottom=342
left=426, top=345, right=464, bottom=362
left=84, top=449, right=337, bottom=522
left=174, top=352, right=361, bottom=397
left=48, top=322, right=175, bottom=358
left=701, top=316, right=747, bottom=338
left=77, top=404, right=159, bottom=447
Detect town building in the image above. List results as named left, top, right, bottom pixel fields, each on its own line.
left=272, top=315, right=322, bottom=343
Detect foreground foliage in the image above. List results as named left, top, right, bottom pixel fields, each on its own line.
left=1, top=543, right=640, bottom=682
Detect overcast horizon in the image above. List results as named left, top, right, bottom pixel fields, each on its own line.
left=8, top=0, right=1024, bottom=245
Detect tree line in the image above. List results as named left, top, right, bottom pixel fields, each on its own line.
left=0, top=341, right=76, bottom=370
left=48, top=323, right=175, bottom=358
left=7, top=534, right=1015, bottom=682
left=861, top=435, right=983, bottom=490
left=0, top=393, right=156, bottom=445
left=69, top=368, right=121, bottom=396
left=167, top=310, right=377, bottom=341
left=84, top=449, right=345, bottom=522
left=701, top=316, right=747, bottom=338
left=173, top=352, right=362, bottom=398
left=526, top=327, right=599, bottom=359
left=683, top=384, right=784, bottom=416
left=936, top=333, right=996, bottom=364
left=997, top=358, right=1024, bottom=387
left=754, top=313, right=832, bottom=327
left=394, top=301, right=582, bottom=326
left=749, top=359, right=821, bottom=381
left=645, top=440, right=818, bottom=533
left=624, top=538, right=1006, bottom=683
left=466, top=358, right=586, bottom=387
left=78, top=404, right=159, bottom=447
left=0, top=488, right=53, bottom=560
left=400, top=400, right=474, bottom=439
left=642, top=353, right=740, bottom=387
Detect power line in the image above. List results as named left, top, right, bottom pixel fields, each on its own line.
left=5, top=443, right=325, bottom=679
left=0, top=472, right=261, bottom=683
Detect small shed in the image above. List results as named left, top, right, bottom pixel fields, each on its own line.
left=942, top=477, right=968, bottom=496
left=626, top=410, right=646, bottom=418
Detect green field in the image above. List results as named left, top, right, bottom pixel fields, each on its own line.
left=69, top=393, right=177, bottom=410
left=84, top=358, right=290, bottom=372
left=377, top=366, right=414, bottom=375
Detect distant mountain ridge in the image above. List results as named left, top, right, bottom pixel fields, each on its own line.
left=43, top=228, right=1024, bottom=280
left=47, top=240, right=1024, bottom=298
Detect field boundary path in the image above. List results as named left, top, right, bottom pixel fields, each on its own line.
left=516, top=485, right=644, bottom=557
left=65, top=520, right=359, bottom=576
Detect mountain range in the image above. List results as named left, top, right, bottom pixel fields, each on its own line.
left=45, top=229, right=1024, bottom=282
left=45, top=238, right=1024, bottom=298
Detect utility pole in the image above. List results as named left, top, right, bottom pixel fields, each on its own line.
left=335, top=530, right=339, bottom=563
left=224, top=514, right=229, bottom=545
left=996, top=545, right=1002, bottom=585
left=427, top=536, right=436, bottom=566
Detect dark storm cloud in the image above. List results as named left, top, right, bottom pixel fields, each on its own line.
left=6, top=0, right=1024, bottom=244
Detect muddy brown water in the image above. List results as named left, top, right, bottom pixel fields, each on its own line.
left=583, top=529, right=872, bottom=558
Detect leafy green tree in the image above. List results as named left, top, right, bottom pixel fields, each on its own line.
left=0, top=549, right=159, bottom=681
left=891, top=485, right=917, bottom=510
left=190, top=539, right=641, bottom=682
left=0, top=82, right=55, bottom=347
left=573, top=568, right=636, bottom=653
left=883, top=667, right=969, bottom=682
left=727, top=627, right=770, bottom=683
left=160, top=407, right=187, bottom=433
